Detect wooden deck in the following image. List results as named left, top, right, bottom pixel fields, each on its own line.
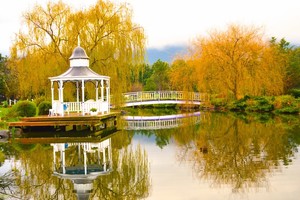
left=8, top=112, right=120, bottom=134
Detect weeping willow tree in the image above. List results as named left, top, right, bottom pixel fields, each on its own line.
left=186, top=24, right=285, bottom=99
left=9, top=0, right=145, bottom=105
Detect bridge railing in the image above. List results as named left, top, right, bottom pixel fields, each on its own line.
left=123, top=91, right=208, bottom=103
left=122, top=112, right=203, bottom=130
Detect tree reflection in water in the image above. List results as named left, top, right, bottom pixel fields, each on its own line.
left=1, top=112, right=300, bottom=199
left=0, top=131, right=150, bottom=200
left=175, top=112, right=300, bottom=193
left=0, top=172, right=18, bottom=199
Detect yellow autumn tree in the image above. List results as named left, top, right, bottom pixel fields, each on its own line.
left=169, top=58, right=198, bottom=91
left=188, top=24, right=285, bottom=99
left=9, top=0, right=145, bottom=103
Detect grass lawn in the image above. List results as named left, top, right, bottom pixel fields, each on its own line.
left=0, top=107, right=10, bottom=118
left=0, top=107, right=11, bottom=129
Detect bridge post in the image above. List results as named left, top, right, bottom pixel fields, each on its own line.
left=138, top=91, right=142, bottom=102
left=154, top=91, right=159, bottom=100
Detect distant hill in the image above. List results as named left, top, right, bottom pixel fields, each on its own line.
left=146, top=45, right=187, bottom=64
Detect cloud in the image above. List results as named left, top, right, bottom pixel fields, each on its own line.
left=126, top=0, right=300, bottom=48
left=1, top=0, right=300, bottom=56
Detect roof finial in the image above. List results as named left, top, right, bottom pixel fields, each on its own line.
left=78, top=35, right=80, bottom=47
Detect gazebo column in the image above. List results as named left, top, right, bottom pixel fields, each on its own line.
left=101, top=80, right=104, bottom=101
left=51, top=81, right=54, bottom=103
left=106, top=80, right=110, bottom=113
left=100, top=80, right=104, bottom=114
left=58, top=81, right=61, bottom=102
left=81, top=79, right=85, bottom=115
left=95, top=81, right=99, bottom=101
left=95, top=81, right=99, bottom=113
left=76, top=82, right=80, bottom=113
left=59, top=80, right=64, bottom=116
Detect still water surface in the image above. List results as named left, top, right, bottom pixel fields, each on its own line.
left=0, top=112, right=300, bottom=200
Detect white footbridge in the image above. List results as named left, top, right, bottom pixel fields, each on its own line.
left=123, top=91, right=208, bottom=107
left=122, top=112, right=202, bottom=130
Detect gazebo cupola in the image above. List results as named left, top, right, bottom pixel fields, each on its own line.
left=69, top=44, right=89, bottom=67
left=49, top=39, right=110, bottom=116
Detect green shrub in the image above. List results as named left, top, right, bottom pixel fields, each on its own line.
left=14, top=100, right=37, bottom=117
left=33, top=96, right=46, bottom=107
left=273, top=95, right=296, bottom=109
left=38, top=101, right=52, bottom=115
left=1, top=101, right=8, bottom=108
left=273, top=95, right=299, bottom=114
left=227, top=95, right=250, bottom=111
left=288, top=88, right=300, bottom=98
left=0, top=107, right=9, bottom=118
left=245, top=96, right=274, bottom=112
left=5, top=106, right=19, bottom=120
left=210, top=97, right=227, bottom=109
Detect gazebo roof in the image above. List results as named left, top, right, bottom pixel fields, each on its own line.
left=49, top=67, right=110, bottom=81
left=49, top=44, right=109, bottom=82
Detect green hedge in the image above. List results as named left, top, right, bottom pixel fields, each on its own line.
left=13, top=100, right=37, bottom=117
left=227, top=95, right=250, bottom=111
left=273, top=95, right=299, bottom=114
left=210, top=97, right=227, bottom=108
left=38, top=101, right=52, bottom=115
left=245, top=96, right=274, bottom=112
left=288, top=89, right=300, bottom=98
left=211, top=95, right=299, bottom=114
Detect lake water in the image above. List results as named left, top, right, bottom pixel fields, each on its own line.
left=0, top=111, right=300, bottom=200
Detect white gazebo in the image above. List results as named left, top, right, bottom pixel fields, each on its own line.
left=49, top=42, right=110, bottom=116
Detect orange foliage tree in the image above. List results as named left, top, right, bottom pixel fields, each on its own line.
left=184, top=24, right=285, bottom=99
left=169, top=59, right=198, bottom=92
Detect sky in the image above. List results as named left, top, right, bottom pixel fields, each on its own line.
left=1, top=0, right=300, bottom=57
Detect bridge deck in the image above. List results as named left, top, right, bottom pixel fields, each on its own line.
left=124, top=100, right=201, bottom=107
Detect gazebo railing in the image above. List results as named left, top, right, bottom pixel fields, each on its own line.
left=65, top=102, right=82, bottom=113
left=52, top=100, right=109, bottom=116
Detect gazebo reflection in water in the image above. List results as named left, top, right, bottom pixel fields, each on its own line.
left=51, top=138, right=112, bottom=200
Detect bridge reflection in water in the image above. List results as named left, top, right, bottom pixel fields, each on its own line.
left=122, top=112, right=202, bottom=130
